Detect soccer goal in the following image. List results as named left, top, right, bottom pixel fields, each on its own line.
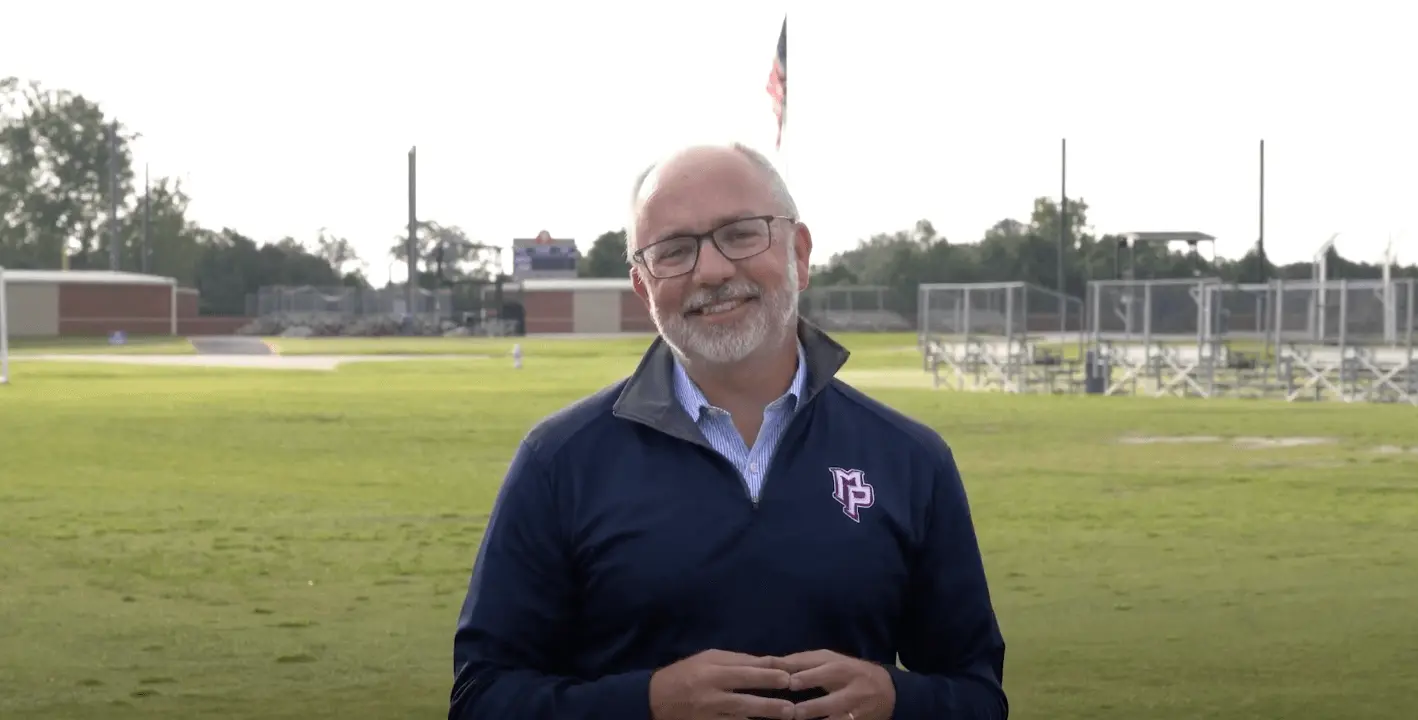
left=0, top=266, right=10, bottom=385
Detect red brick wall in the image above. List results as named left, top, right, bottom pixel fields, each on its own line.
left=177, top=288, right=199, bottom=317
left=174, top=288, right=251, bottom=334
left=179, top=317, right=252, bottom=335
left=523, top=291, right=574, bottom=333
left=45, top=282, right=249, bottom=337
left=620, top=289, right=655, bottom=332
left=58, top=283, right=174, bottom=336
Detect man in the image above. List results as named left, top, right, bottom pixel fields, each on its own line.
left=450, top=143, right=1007, bottom=720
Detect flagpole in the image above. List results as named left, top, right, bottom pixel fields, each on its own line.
left=780, top=121, right=789, bottom=187
left=769, top=14, right=788, bottom=186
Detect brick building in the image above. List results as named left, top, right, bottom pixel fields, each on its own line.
left=0, top=270, right=242, bottom=338
left=516, top=278, right=653, bottom=334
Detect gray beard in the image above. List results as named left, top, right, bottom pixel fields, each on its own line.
left=650, top=247, right=799, bottom=367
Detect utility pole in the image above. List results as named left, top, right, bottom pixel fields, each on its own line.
left=1058, top=138, right=1068, bottom=334
left=1258, top=139, right=1267, bottom=283
left=406, top=146, right=418, bottom=316
left=142, top=163, right=151, bottom=274
left=107, top=121, right=120, bottom=271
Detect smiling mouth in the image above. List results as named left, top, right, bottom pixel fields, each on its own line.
left=686, top=296, right=758, bottom=317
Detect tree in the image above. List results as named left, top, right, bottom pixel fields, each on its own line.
left=122, top=177, right=204, bottom=286
left=388, top=221, right=501, bottom=289
left=192, top=230, right=346, bottom=315
left=0, top=77, right=135, bottom=270
left=579, top=229, right=630, bottom=278
left=313, top=228, right=369, bottom=288
left=8, top=77, right=1416, bottom=325
left=810, top=196, right=1418, bottom=327
left=2, top=76, right=356, bottom=310
left=314, top=229, right=361, bottom=274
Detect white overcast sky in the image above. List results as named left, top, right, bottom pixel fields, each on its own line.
left=4, top=0, right=1415, bottom=283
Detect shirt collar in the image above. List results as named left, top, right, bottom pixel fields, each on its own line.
left=673, top=341, right=809, bottom=421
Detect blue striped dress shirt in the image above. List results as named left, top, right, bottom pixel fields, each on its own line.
left=672, top=342, right=808, bottom=501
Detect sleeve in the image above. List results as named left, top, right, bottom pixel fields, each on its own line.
left=883, top=441, right=1009, bottom=720
left=450, top=440, right=654, bottom=720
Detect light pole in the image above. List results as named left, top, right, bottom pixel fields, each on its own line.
left=142, top=162, right=150, bottom=274
left=106, top=121, right=120, bottom=271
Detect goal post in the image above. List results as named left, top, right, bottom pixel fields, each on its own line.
left=0, top=265, right=9, bottom=385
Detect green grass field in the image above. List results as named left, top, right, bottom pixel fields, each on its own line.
left=2, top=333, right=1415, bottom=719
left=8, top=335, right=198, bottom=355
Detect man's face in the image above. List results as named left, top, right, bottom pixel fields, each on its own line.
left=630, top=149, right=811, bottom=366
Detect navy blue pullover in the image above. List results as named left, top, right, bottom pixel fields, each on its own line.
left=451, top=323, right=1007, bottom=720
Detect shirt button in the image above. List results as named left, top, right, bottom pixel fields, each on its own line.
left=749, top=463, right=759, bottom=473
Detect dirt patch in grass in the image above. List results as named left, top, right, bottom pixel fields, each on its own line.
left=1372, top=445, right=1418, bottom=455
left=1118, top=435, right=1337, bottom=450
left=1232, top=437, right=1337, bottom=450
left=1117, top=435, right=1223, bottom=445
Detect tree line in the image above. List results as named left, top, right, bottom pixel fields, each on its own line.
left=1, top=78, right=499, bottom=316
left=575, top=197, right=1418, bottom=322
left=4, top=77, right=1413, bottom=320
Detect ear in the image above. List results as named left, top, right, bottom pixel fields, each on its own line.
left=630, top=264, right=650, bottom=304
left=792, top=222, right=813, bottom=292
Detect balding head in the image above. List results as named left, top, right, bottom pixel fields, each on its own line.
left=622, top=141, right=812, bottom=367
left=626, top=143, right=799, bottom=260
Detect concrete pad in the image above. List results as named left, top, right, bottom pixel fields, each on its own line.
left=188, top=336, right=275, bottom=355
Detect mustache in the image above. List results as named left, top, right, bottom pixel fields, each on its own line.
left=682, top=281, right=762, bottom=313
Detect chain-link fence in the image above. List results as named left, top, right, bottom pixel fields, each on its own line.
left=1264, top=278, right=1414, bottom=346
left=1203, top=278, right=1417, bottom=348
left=1265, top=278, right=1416, bottom=403
left=919, top=282, right=1084, bottom=338
left=1086, top=278, right=1222, bottom=344
left=1081, top=278, right=1415, bottom=403
left=799, top=285, right=912, bottom=331
left=1081, top=279, right=1225, bottom=399
left=248, top=285, right=454, bottom=319
left=1208, top=283, right=1271, bottom=340
left=916, top=282, right=1087, bottom=394
left=236, top=285, right=475, bottom=337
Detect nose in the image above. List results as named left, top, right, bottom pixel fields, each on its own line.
left=691, top=237, right=736, bottom=286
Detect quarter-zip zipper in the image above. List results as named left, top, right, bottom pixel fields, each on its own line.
left=747, top=401, right=815, bottom=510
left=671, top=429, right=758, bottom=509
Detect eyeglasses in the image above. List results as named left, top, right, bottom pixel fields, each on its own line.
left=632, top=215, right=795, bottom=279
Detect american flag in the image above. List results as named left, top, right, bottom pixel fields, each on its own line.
left=766, top=17, right=787, bottom=149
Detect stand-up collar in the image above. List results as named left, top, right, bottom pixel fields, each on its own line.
left=673, top=340, right=808, bottom=420
left=611, top=320, right=850, bottom=447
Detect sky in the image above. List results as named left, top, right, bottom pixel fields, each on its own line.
left=4, top=0, right=1416, bottom=284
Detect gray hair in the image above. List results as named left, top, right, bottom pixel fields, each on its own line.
left=625, top=142, right=799, bottom=262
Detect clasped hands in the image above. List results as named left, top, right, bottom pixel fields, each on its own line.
left=649, top=648, right=895, bottom=720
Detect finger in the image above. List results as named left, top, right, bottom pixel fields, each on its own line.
left=711, top=665, right=791, bottom=691
left=791, top=691, right=853, bottom=720
left=715, top=691, right=795, bottom=720
left=773, top=650, right=840, bottom=673
left=787, top=662, right=850, bottom=692
left=702, top=650, right=779, bottom=667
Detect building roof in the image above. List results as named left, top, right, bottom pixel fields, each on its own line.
left=0, top=269, right=177, bottom=286
left=517, top=277, right=633, bottom=292
left=1120, top=231, right=1216, bottom=245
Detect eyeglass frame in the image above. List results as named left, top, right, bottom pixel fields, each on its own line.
left=630, top=214, right=798, bottom=279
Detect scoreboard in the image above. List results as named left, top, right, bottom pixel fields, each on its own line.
left=512, top=231, right=580, bottom=279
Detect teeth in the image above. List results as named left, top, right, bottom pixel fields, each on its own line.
left=698, top=298, right=747, bottom=315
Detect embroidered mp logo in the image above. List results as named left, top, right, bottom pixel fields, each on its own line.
left=830, top=467, right=875, bottom=522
